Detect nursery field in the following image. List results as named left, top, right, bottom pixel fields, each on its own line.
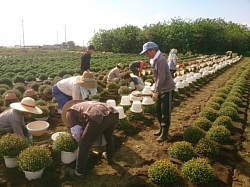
left=0, top=51, right=249, bottom=187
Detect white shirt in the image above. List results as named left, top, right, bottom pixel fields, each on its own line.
left=56, top=76, right=82, bottom=100
left=150, top=50, right=161, bottom=66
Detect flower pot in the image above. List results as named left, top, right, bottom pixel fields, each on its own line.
left=61, top=151, right=76, bottom=164
left=3, top=156, right=18, bottom=168
left=23, top=168, right=44, bottom=181
left=34, top=116, right=49, bottom=121
left=108, top=89, right=117, bottom=95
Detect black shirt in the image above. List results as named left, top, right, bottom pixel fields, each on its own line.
left=81, top=51, right=91, bottom=72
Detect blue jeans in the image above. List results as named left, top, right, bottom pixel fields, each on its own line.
left=52, top=85, right=72, bottom=110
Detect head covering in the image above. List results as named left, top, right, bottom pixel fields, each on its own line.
left=10, top=97, right=42, bottom=114
left=87, top=45, right=95, bottom=50
left=76, top=71, right=97, bottom=89
left=117, top=63, right=124, bottom=69
left=24, top=89, right=36, bottom=97
left=5, top=93, right=17, bottom=100
left=140, top=42, right=158, bottom=54
left=61, top=99, right=85, bottom=126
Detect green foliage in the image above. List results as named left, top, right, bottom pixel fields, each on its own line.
left=38, top=85, right=47, bottom=93
left=0, top=87, right=7, bottom=95
left=35, top=99, right=47, bottom=106
left=28, top=81, right=40, bottom=91
left=4, top=99, right=18, bottom=107
left=42, top=85, right=52, bottom=95
left=116, top=118, right=130, bottom=129
left=48, top=73, right=57, bottom=79
left=38, top=73, right=47, bottom=80
left=0, top=84, right=10, bottom=90
left=126, top=110, right=143, bottom=120
left=13, top=83, right=26, bottom=94
left=206, top=125, right=231, bottom=143
left=195, top=138, right=219, bottom=157
left=213, top=92, right=228, bottom=100
left=181, top=158, right=215, bottom=186
left=214, top=116, right=234, bottom=130
left=43, top=80, right=52, bottom=85
left=225, top=96, right=242, bottom=106
left=0, top=133, right=29, bottom=157
left=214, top=88, right=230, bottom=95
left=168, top=141, right=195, bottom=161
left=25, top=75, right=36, bottom=82
left=63, top=74, right=72, bottom=79
left=118, top=86, right=132, bottom=95
left=206, top=101, right=221, bottom=110
left=52, top=133, right=78, bottom=152
left=117, top=79, right=127, bottom=87
left=31, top=106, right=50, bottom=118
left=145, top=79, right=154, bottom=84
left=218, top=107, right=239, bottom=120
left=0, top=77, right=12, bottom=87
left=13, top=75, right=25, bottom=83
left=89, top=93, right=101, bottom=100
left=107, top=82, right=118, bottom=89
left=192, top=117, right=212, bottom=131
left=100, top=89, right=109, bottom=97
left=97, top=85, right=104, bottom=93
left=183, top=126, right=206, bottom=144
left=142, top=104, right=157, bottom=113
left=148, top=159, right=179, bottom=185
left=208, top=96, right=225, bottom=105
left=199, top=107, right=218, bottom=122
left=229, top=91, right=242, bottom=98
left=17, top=146, right=52, bottom=172
left=220, top=101, right=239, bottom=111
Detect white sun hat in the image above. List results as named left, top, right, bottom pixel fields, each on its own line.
left=10, top=97, right=42, bottom=114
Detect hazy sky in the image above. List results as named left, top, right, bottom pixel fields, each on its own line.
left=1, top=0, right=250, bottom=46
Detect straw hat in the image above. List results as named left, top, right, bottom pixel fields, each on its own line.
left=10, top=97, right=42, bottom=114
left=5, top=93, right=17, bottom=100
left=76, top=71, right=97, bottom=89
left=24, top=89, right=36, bottom=97
left=61, top=99, right=85, bottom=126
left=117, top=63, right=124, bottom=69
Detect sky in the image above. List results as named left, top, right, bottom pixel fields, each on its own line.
left=1, top=0, right=250, bottom=47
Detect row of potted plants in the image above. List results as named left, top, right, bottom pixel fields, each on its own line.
left=147, top=58, right=250, bottom=186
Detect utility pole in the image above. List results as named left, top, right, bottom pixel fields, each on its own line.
left=22, top=20, right=25, bottom=48
left=65, top=25, right=67, bottom=47
left=83, top=39, right=84, bottom=47
left=19, top=33, right=21, bottom=47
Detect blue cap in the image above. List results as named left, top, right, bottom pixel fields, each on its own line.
left=139, top=42, right=158, bottom=54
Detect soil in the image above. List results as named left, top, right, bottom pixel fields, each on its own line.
left=0, top=58, right=250, bottom=187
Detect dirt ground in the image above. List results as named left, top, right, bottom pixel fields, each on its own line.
left=0, top=58, right=249, bottom=187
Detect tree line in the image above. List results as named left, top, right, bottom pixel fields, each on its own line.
left=89, top=18, right=250, bottom=55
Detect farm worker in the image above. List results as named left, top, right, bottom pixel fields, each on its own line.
left=80, top=45, right=95, bottom=74
left=167, top=48, right=178, bottom=78
left=123, top=72, right=144, bottom=91
left=107, top=63, right=125, bottom=83
left=129, top=60, right=147, bottom=76
left=0, top=97, right=42, bottom=144
left=52, top=71, right=97, bottom=110
left=140, top=42, right=175, bottom=142
left=62, top=100, right=119, bottom=181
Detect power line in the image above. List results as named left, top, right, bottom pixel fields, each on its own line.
left=22, top=20, right=25, bottom=48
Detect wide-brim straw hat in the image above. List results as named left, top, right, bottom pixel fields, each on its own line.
left=76, top=71, right=97, bottom=89
left=61, top=99, right=85, bottom=126
left=10, top=97, right=42, bottom=114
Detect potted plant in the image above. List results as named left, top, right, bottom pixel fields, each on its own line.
left=17, top=145, right=52, bottom=180
left=31, top=106, right=50, bottom=121
left=52, top=133, right=78, bottom=164
left=42, top=85, right=53, bottom=100
left=106, top=82, right=118, bottom=94
left=0, top=133, right=29, bottom=168
left=89, top=93, right=101, bottom=101
left=118, top=86, right=132, bottom=96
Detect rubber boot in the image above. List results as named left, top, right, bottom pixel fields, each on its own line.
left=156, top=127, right=169, bottom=142
left=153, top=126, right=162, bottom=136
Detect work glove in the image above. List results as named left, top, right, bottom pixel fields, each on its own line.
left=152, top=92, right=158, bottom=101
left=70, top=125, right=83, bottom=142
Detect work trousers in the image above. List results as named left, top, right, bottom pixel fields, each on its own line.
left=52, top=85, right=72, bottom=110
left=156, top=91, right=173, bottom=128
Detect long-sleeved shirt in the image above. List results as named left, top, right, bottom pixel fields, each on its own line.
left=81, top=51, right=91, bottom=72
left=107, top=67, right=121, bottom=82
left=129, top=61, right=146, bottom=72
left=67, top=101, right=119, bottom=128
left=56, top=76, right=82, bottom=100
left=168, top=53, right=178, bottom=70
left=152, top=53, right=175, bottom=93
left=0, top=109, right=26, bottom=137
